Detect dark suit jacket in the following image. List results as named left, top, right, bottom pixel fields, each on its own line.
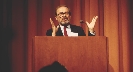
left=46, top=24, right=95, bottom=36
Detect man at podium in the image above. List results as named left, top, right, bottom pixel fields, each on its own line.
left=46, top=5, right=98, bottom=36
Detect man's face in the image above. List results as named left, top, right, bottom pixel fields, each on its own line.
left=55, top=7, right=71, bottom=25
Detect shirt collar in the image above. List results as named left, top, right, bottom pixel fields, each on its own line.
left=59, top=24, right=70, bottom=29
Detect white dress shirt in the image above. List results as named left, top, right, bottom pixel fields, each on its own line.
left=60, top=25, right=78, bottom=36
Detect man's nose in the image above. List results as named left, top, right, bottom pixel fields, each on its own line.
left=62, top=14, right=66, bottom=17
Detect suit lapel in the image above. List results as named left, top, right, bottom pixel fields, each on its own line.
left=70, top=24, right=78, bottom=33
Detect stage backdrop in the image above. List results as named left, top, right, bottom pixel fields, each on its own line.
left=1, top=0, right=133, bottom=72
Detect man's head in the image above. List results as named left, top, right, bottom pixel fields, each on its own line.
left=39, top=61, right=68, bottom=72
left=55, top=5, right=71, bottom=25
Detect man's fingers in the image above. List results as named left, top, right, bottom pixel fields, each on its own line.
left=57, top=25, right=59, bottom=29
left=85, top=21, right=89, bottom=24
left=50, top=18, right=54, bottom=24
left=92, top=16, right=98, bottom=22
left=95, top=16, right=98, bottom=18
left=94, top=16, right=98, bottom=20
left=95, top=16, right=98, bottom=19
left=50, top=18, right=52, bottom=23
left=50, top=18, right=55, bottom=27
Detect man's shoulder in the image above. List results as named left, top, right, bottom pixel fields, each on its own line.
left=70, top=24, right=83, bottom=29
left=69, top=24, right=86, bottom=36
left=47, top=28, right=52, bottom=32
left=46, top=28, right=52, bottom=36
left=70, top=24, right=80, bottom=27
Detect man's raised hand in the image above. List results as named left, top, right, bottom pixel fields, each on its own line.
left=50, top=18, right=59, bottom=36
left=86, top=16, right=98, bottom=32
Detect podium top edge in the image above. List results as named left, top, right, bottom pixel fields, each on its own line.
left=34, top=36, right=107, bottom=38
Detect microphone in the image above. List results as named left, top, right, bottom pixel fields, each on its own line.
left=80, top=20, right=86, bottom=24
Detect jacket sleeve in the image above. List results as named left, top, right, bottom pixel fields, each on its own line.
left=46, top=29, right=52, bottom=36
left=78, top=27, right=95, bottom=36
left=88, top=31, right=95, bottom=36
left=46, top=28, right=63, bottom=36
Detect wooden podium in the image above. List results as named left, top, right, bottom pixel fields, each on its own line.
left=32, top=36, right=108, bottom=72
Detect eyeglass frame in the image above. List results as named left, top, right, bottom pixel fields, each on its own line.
left=57, top=12, right=70, bottom=16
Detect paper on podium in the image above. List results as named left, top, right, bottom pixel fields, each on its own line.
left=68, top=32, right=78, bottom=36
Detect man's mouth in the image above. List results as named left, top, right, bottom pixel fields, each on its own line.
left=60, top=18, right=69, bottom=24
left=62, top=18, right=68, bottom=21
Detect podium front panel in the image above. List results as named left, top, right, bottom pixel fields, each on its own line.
left=32, top=36, right=107, bottom=72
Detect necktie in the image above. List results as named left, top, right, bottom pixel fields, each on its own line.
left=64, top=26, right=68, bottom=36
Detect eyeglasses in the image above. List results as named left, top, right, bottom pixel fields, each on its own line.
left=57, top=12, right=70, bottom=16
